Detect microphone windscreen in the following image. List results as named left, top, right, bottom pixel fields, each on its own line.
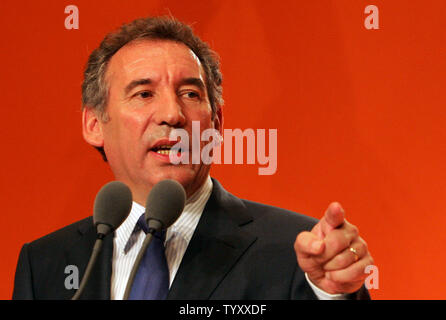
left=93, top=181, right=132, bottom=234
left=145, top=179, right=186, bottom=230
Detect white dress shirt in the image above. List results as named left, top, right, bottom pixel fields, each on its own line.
left=110, top=175, right=345, bottom=300
left=111, top=177, right=212, bottom=300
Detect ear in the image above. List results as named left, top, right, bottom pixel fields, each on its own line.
left=213, top=106, right=223, bottom=134
left=82, top=107, right=104, bottom=147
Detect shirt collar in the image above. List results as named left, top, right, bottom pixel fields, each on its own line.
left=168, top=176, right=213, bottom=243
left=114, top=176, right=213, bottom=251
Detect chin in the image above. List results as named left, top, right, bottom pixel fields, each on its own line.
left=148, top=165, right=209, bottom=197
left=146, top=167, right=194, bottom=188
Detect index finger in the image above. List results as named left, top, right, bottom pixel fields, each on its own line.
left=320, top=202, right=345, bottom=235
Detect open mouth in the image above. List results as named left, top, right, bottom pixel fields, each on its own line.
left=151, top=144, right=186, bottom=156
left=152, top=144, right=175, bottom=155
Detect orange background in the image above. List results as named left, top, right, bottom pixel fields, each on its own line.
left=1, top=0, right=445, bottom=300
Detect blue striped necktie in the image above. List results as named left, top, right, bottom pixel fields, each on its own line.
left=128, top=213, right=169, bottom=300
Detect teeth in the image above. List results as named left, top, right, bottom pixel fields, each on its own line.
left=153, top=144, right=183, bottom=155
left=157, top=150, right=170, bottom=155
left=156, top=149, right=180, bottom=155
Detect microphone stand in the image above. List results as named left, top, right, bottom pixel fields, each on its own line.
left=71, top=234, right=105, bottom=300
left=122, top=228, right=157, bottom=300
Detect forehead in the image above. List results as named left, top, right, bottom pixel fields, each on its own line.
left=105, top=39, right=205, bottom=84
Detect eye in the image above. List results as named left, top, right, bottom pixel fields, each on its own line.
left=182, top=90, right=201, bottom=100
left=135, top=91, right=153, bottom=99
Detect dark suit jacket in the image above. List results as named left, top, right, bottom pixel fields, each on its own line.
left=12, top=179, right=369, bottom=300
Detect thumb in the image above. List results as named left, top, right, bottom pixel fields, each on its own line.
left=294, top=231, right=325, bottom=273
left=295, top=231, right=325, bottom=257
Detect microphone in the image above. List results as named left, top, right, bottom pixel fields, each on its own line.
left=72, top=181, right=132, bottom=300
left=123, top=179, right=186, bottom=300
left=93, top=181, right=133, bottom=238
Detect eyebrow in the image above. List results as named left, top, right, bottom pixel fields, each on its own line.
left=124, top=78, right=152, bottom=95
left=124, top=77, right=206, bottom=96
left=178, top=77, right=206, bottom=92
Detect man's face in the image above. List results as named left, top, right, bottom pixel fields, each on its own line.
left=91, top=40, right=220, bottom=204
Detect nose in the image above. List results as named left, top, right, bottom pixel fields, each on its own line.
left=153, top=90, right=186, bottom=128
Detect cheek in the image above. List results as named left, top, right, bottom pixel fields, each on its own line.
left=102, top=112, right=146, bottom=152
left=185, top=105, right=214, bottom=128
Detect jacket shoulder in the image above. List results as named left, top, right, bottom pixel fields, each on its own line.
left=13, top=216, right=96, bottom=299
left=241, top=198, right=318, bottom=233
left=26, top=216, right=94, bottom=253
left=211, top=178, right=318, bottom=232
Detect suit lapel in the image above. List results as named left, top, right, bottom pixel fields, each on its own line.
left=167, top=179, right=257, bottom=299
left=62, top=179, right=255, bottom=300
left=65, top=218, right=113, bottom=300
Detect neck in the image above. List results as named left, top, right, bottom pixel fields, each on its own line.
left=130, top=176, right=211, bottom=207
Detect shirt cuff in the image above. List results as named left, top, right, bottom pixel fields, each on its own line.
left=305, top=273, right=349, bottom=300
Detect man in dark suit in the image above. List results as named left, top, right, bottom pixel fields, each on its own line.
left=13, top=16, right=373, bottom=300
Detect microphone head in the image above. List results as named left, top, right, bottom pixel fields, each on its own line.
left=145, top=179, right=186, bottom=231
left=93, top=181, right=133, bottom=236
